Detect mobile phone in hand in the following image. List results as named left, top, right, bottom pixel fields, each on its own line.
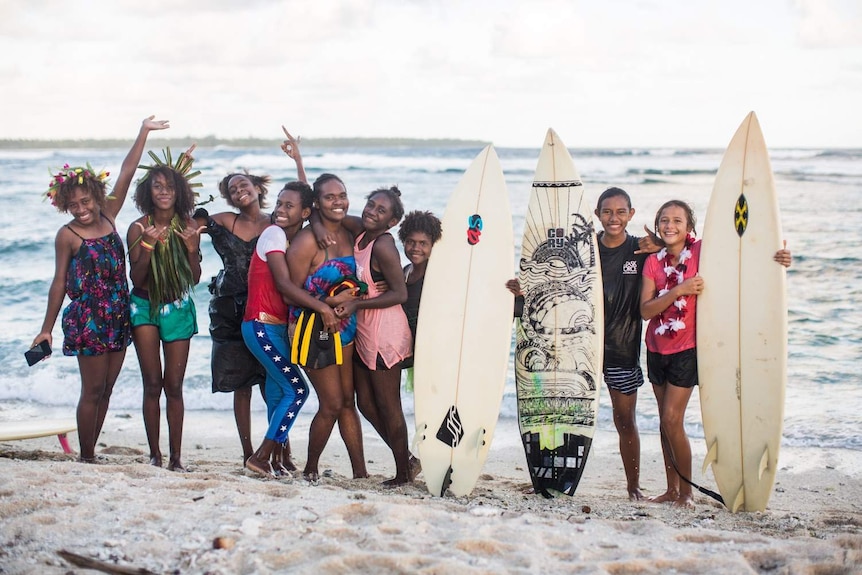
left=25, top=340, right=52, bottom=367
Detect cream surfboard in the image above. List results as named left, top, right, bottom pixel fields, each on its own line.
left=413, top=145, right=514, bottom=497
left=515, top=128, right=603, bottom=497
left=0, top=418, right=77, bottom=453
left=698, top=111, right=788, bottom=512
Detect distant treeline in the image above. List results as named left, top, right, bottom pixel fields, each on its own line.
left=0, top=136, right=489, bottom=149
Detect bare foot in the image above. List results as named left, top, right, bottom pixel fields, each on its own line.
left=648, top=490, right=679, bottom=504
left=167, top=458, right=187, bottom=472
left=78, top=456, right=96, bottom=464
left=149, top=454, right=162, bottom=468
left=282, top=458, right=298, bottom=473
left=673, top=495, right=695, bottom=509
left=302, top=470, right=320, bottom=483
left=245, top=456, right=276, bottom=479
left=272, top=462, right=294, bottom=478
left=382, top=476, right=410, bottom=488
left=628, top=488, right=646, bottom=501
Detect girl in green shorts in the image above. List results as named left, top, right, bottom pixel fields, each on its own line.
left=127, top=146, right=203, bottom=471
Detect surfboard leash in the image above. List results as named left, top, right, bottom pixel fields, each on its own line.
left=660, top=433, right=725, bottom=507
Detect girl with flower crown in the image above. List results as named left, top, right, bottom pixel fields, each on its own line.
left=640, top=200, right=791, bottom=507
left=127, top=144, right=204, bottom=472
left=33, top=115, right=170, bottom=463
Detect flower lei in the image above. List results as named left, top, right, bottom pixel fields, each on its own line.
left=654, top=233, right=695, bottom=338
left=45, top=163, right=111, bottom=207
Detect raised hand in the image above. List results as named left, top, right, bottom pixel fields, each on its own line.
left=142, top=115, right=170, bottom=132
left=135, top=220, right=163, bottom=247
left=281, top=126, right=301, bottom=160
left=635, top=225, right=663, bottom=254
left=175, top=222, right=206, bottom=254
left=281, top=126, right=307, bottom=183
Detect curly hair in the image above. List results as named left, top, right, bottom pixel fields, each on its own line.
left=280, top=180, right=315, bottom=210
left=53, top=176, right=109, bottom=214
left=367, top=186, right=405, bottom=224
left=654, top=199, right=697, bottom=235
left=398, top=210, right=442, bottom=245
left=218, top=171, right=270, bottom=209
left=133, top=166, right=196, bottom=218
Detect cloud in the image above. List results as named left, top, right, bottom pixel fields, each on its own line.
left=794, top=0, right=862, bottom=48
left=0, top=0, right=858, bottom=146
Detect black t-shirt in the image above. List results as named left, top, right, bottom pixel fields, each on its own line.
left=598, top=233, right=648, bottom=369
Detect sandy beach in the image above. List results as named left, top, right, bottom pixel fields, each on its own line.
left=1, top=408, right=860, bottom=574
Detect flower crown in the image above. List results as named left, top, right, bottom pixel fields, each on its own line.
left=45, top=163, right=111, bottom=207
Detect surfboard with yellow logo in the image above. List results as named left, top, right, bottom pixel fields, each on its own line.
left=698, top=111, right=788, bottom=512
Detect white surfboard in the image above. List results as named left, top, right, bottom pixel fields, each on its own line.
left=412, top=145, right=514, bottom=497
left=514, top=128, right=604, bottom=497
left=698, top=111, right=787, bottom=512
left=0, top=418, right=77, bottom=454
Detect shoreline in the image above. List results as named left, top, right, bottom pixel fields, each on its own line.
left=1, top=409, right=861, bottom=573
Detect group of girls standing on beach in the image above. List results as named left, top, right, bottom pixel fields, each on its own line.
left=34, top=115, right=444, bottom=487
left=40, top=115, right=793, bottom=503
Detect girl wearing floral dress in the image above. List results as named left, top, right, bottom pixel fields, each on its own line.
left=33, top=115, right=169, bottom=463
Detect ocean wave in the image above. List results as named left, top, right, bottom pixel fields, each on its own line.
left=627, top=168, right=716, bottom=176
left=814, top=149, right=862, bottom=160
left=775, top=172, right=862, bottom=185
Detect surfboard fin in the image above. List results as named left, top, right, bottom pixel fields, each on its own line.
left=440, top=466, right=453, bottom=497
left=412, top=423, right=427, bottom=453
left=475, top=428, right=487, bottom=458
left=730, top=485, right=745, bottom=513
left=758, top=446, right=770, bottom=481
left=702, top=439, right=718, bottom=476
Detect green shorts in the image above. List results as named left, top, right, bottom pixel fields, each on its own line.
left=130, top=292, right=198, bottom=342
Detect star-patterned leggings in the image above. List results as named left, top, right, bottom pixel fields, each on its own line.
left=242, top=320, right=310, bottom=443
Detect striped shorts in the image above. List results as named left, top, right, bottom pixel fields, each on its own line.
left=603, top=366, right=645, bottom=395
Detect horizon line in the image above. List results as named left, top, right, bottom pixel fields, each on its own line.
left=0, top=136, right=857, bottom=151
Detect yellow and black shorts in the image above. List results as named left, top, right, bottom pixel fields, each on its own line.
left=291, top=309, right=343, bottom=369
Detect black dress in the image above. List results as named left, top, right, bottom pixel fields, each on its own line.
left=201, top=210, right=266, bottom=393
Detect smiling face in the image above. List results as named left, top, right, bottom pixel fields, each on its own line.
left=227, top=175, right=260, bottom=209
left=316, top=178, right=348, bottom=223
left=150, top=172, right=176, bottom=210
left=595, top=194, right=634, bottom=242
left=273, top=187, right=309, bottom=233
left=361, top=192, right=398, bottom=232
left=66, top=187, right=100, bottom=226
left=656, top=205, right=693, bottom=249
left=402, top=231, right=433, bottom=267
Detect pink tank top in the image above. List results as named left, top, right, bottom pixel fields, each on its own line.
left=353, top=232, right=412, bottom=370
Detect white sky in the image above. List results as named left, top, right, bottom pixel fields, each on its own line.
left=1, top=0, right=860, bottom=147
